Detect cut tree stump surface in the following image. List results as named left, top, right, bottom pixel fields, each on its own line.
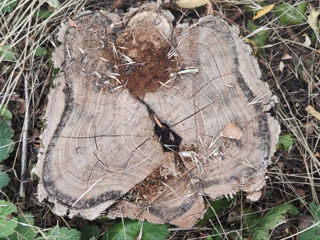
left=35, top=3, right=280, bottom=227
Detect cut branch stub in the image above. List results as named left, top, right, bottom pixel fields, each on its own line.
left=35, top=3, right=280, bottom=227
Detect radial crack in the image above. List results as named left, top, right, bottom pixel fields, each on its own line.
left=137, top=97, right=182, bottom=153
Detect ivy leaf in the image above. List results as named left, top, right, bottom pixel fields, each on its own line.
left=0, top=170, right=10, bottom=190
left=246, top=21, right=271, bottom=55
left=37, top=10, right=53, bottom=20
left=278, top=134, right=295, bottom=152
left=0, top=45, right=17, bottom=62
left=0, top=0, right=17, bottom=14
left=274, top=2, right=308, bottom=25
left=0, top=107, right=12, bottom=120
left=38, top=226, right=81, bottom=240
left=141, top=222, right=169, bottom=240
left=6, top=214, right=38, bottom=240
left=0, top=200, right=18, bottom=238
left=250, top=203, right=299, bottom=240
left=80, top=224, right=100, bottom=240
left=103, top=219, right=169, bottom=240
left=197, top=197, right=234, bottom=225
left=104, top=220, right=141, bottom=240
left=298, top=202, right=320, bottom=240
left=0, top=118, right=14, bottom=163
left=35, top=47, right=47, bottom=57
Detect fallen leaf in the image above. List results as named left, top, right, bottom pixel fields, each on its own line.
left=308, top=7, right=320, bottom=33
left=302, top=33, right=311, bottom=47
left=306, top=105, right=320, bottom=120
left=281, top=53, right=293, bottom=60
left=244, top=38, right=258, bottom=55
left=253, top=4, right=275, bottom=20
left=298, top=215, right=313, bottom=231
left=296, top=188, right=306, bottom=197
left=220, top=122, right=243, bottom=140
left=279, top=61, right=285, bottom=72
left=302, top=69, right=312, bottom=85
left=305, top=122, right=314, bottom=135
left=176, top=0, right=209, bottom=9
left=206, top=1, right=214, bottom=16
left=227, top=211, right=241, bottom=223
left=246, top=191, right=262, bottom=202
left=315, top=152, right=320, bottom=158
left=113, top=0, right=123, bottom=9
left=68, top=18, right=79, bottom=30
left=45, top=0, right=60, bottom=9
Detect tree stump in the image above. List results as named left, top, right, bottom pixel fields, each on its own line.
left=35, top=3, right=280, bottom=227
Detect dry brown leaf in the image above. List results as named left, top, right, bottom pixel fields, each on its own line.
left=315, top=152, right=320, bottom=158
left=176, top=0, right=209, bottom=9
left=302, top=33, right=311, bottom=47
left=281, top=53, right=293, bottom=60
left=279, top=61, right=285, bottom=72
left=305, top=122, right=314, bottom=136
left=206, top=1, right=214, bottom=16
left=68, top=18, right=79, bottom=30
left=306, top=105, right=320, bottom=120
left=220, top=122, right=243, bottom=140
left=302, top=69, right=312, bottom=85
left=296, top=188, right=306, bottom=197
left=113, top=0, right=123, bottom=9
left=246, top=191, right=262, bottom=202
left=308, top=7, right=320, bottom=33
left=252, top=4, right=275, bottom=20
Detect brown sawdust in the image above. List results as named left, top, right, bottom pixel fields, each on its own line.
left=105, top=32, right=179, bottom=97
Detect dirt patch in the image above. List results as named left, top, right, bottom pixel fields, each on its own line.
left=104, top=32, right=179, bottom=97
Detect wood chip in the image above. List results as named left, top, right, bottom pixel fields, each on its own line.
left=220, top=122, right=243, bottom=140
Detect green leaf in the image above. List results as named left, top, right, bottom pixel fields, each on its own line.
left=0, top=170, right=10, bottom=190
left=0, top=200, right=18, bottom=238
left=0, top=119, right=14, bottom=163
left=37, top=10, right=53, bottom=19
left=299, top=226, right=320, bottom=240
left=141, top=222, right=169, bottom=240
left=197, top=197, right=234, bottom=225
left=246, top=21, right=271, bottom=55
left=278, top=134, right=295, bottom=152
left=0, top=45, right=16, bottom=62
left=104, top=219, right=169, bottom=240
left=298, top=202, right=320, bottom=240
left=251, top=203, right=299, bottom=240
left=310, top=202, right=320, bottom=221
left=0, top=107, right=12, bottom=120
left=80, top=224, right=100, bottom=240
left=35, top=47, right=47, bottom=57
left=274, top=2, right=307, bottom=25
left=105, top=220, right=141, bottom=240
left=0, top=0, right=17, bottom=14
left=38, top=226, right=81, bottom=240
left=6, top=214, right=38, bottom=240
